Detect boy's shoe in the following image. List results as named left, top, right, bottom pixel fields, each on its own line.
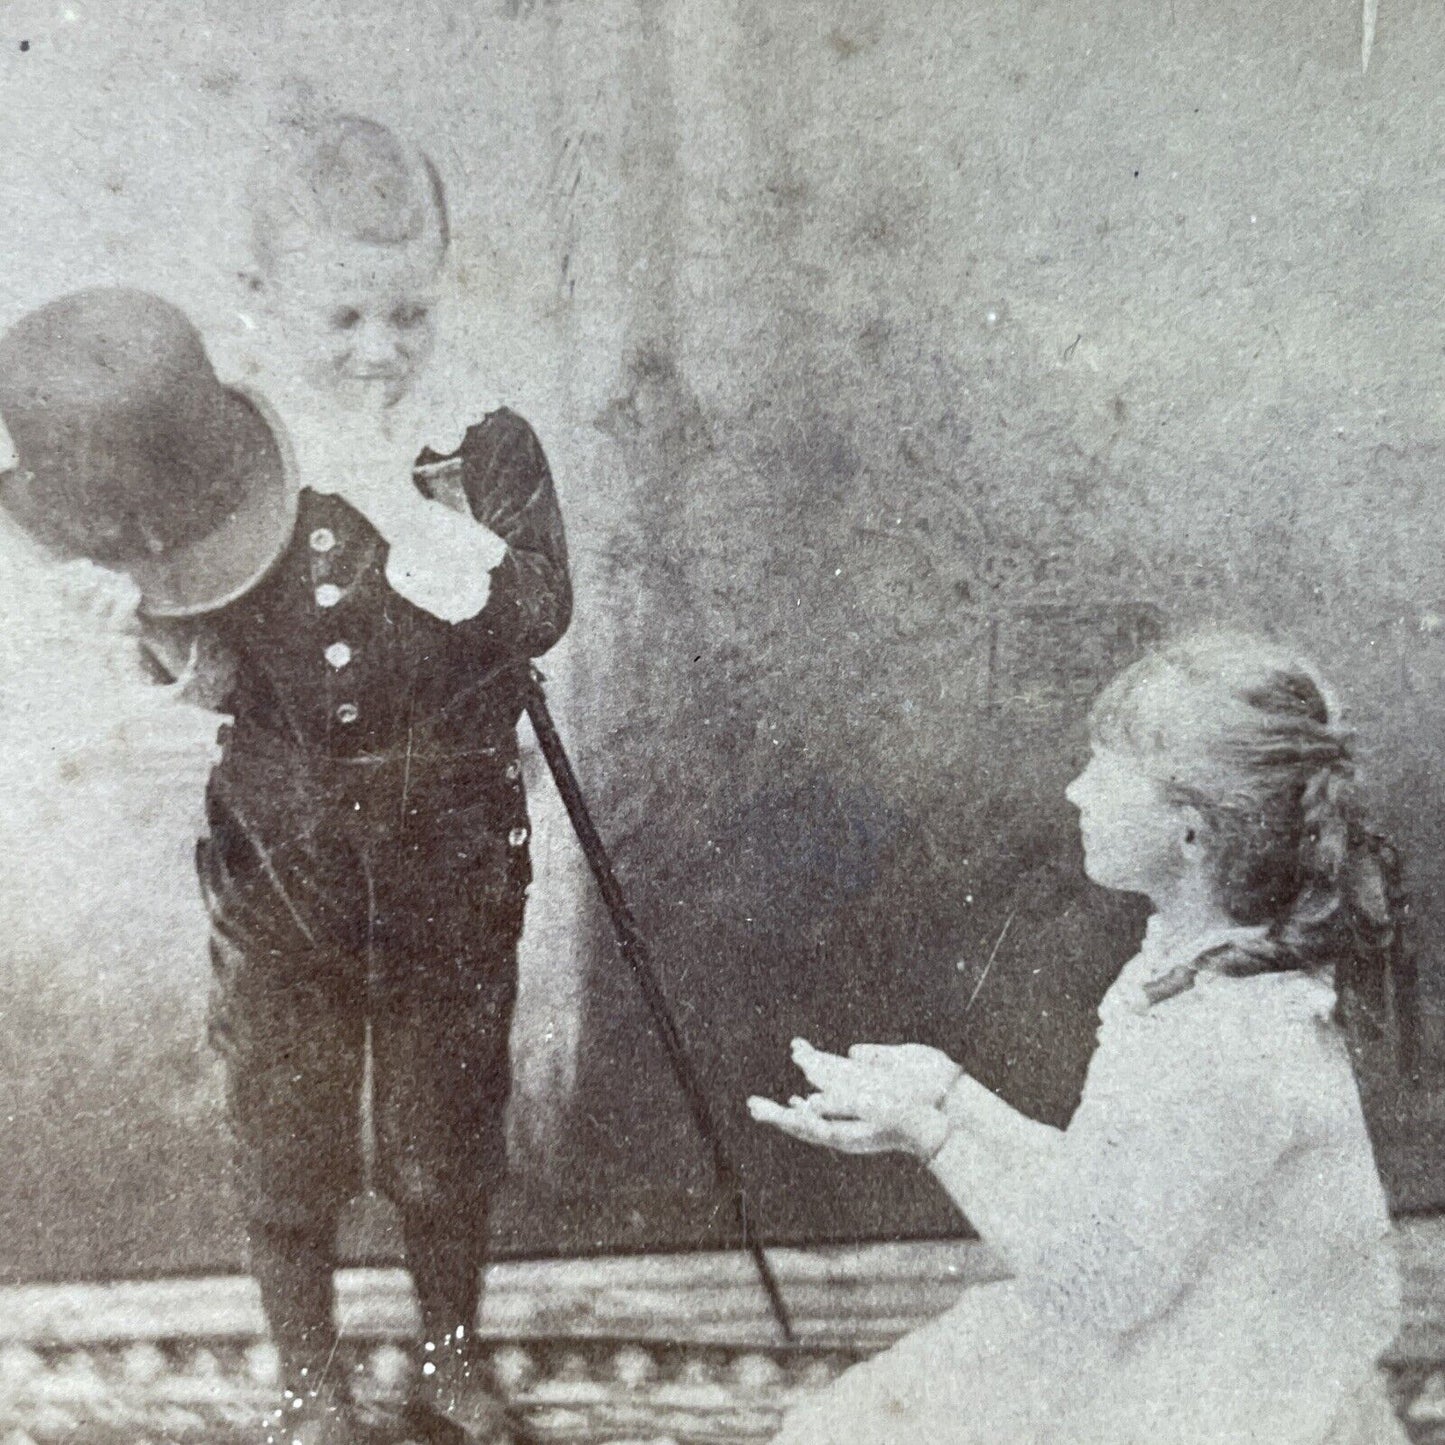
left=403, top=1357, right=543, bottom=1445
left=262, top=1383, right=358, bottom=1445
left=399, top=1398, right=544, bottom=1445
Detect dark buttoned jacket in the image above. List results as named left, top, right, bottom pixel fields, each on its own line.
left=200, top=406, right=571, bottom=850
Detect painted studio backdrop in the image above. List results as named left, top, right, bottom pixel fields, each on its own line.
left=1, top=0, right=1444, bottom=1282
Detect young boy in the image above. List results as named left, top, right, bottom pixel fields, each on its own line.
left=187, top=115, right=571, bottom=1445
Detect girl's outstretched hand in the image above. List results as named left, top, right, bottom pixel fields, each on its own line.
left=746, top=1038, right=951, bottom=1159
left=746, top=1094, right=907, bottom=1155
left=845, top=1042, right=963, bottom=1106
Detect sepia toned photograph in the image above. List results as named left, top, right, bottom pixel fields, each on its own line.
left=0, top=0, right=1441, bottom=1440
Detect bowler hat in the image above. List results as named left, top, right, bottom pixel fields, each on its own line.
left=0, top=287, right=296, bottom=616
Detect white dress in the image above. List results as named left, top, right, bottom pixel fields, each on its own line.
left=774, top=921, right=1408, bottom=1445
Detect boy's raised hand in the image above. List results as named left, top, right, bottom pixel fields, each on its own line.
left=54, top=559, right=142, bottom=634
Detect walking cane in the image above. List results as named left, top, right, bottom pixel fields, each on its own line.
left=520, top=667, right=797, bottom=1345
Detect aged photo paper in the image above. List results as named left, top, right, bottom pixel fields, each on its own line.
left=0, top=1, right=1439, bottom=1441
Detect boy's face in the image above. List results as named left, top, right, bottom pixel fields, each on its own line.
left=261, top=234, right=444, bottom=410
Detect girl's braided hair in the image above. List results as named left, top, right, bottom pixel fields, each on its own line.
left=1088, top=631, right=1402, bottom=1038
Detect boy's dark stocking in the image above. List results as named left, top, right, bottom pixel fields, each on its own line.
left=248, top=1218, right=342, bottom=1401
left=404, top=1201, right=485, bottom=1352
left=403, top=1201, right=526, bottom=1443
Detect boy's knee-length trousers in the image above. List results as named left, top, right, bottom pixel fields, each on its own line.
left=196, top=752, right=531, bottom=1239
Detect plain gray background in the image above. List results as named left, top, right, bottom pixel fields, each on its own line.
left=0, top=0, right=1441, bottom=1281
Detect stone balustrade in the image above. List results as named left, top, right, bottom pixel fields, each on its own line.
left=2, top=1225, right=1442, bottom=1442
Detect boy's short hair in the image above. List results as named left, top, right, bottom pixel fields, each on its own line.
left=250, top=113, right=449, bottom=273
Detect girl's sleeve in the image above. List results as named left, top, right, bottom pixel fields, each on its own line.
left=929, top=995, right=1297, bottom=1336
left=453, top=409, right=573, bottom=657
left=925, top=1074, right=1064, bottom=1244
left=944, top=1071, right=1065, bottom=1163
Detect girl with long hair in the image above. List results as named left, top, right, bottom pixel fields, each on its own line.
left=751, top=632, right=1407, bottom=1444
